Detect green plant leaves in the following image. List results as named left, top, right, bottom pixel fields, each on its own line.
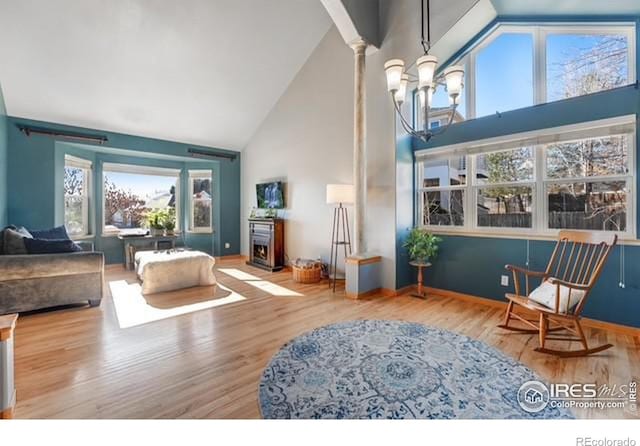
left=402, top=228, right=442, bottom=262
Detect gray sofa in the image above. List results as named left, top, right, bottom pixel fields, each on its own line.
left=0, top=243, right=104, bottom=315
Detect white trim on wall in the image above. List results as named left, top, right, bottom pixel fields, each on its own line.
left=188, top=169, right=213, bottom=234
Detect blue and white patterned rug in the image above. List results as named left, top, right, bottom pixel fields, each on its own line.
left=259, top=320, right=573, bottom=419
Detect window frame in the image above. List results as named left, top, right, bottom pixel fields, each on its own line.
left=417, top=155, right=468, bottom=229
left=101, top=163, right=181, bottom=235
left=450, top=22, right=637, bottom=120
left=471, top=146, right=537, bottom=235
left=415, top=115, right=637, bottom=239
left=188, top=169, right=213, bottom=234
left=64, top=155, right=92, bottom=238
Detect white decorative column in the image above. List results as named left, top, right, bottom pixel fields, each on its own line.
left=345, top=39, right=381, bottom=298
left=350, top=38, right=367, bottom=255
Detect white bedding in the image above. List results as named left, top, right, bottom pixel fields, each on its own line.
left=135, top=250, right=216, bottom=294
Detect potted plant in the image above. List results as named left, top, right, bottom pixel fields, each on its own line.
left=163, top=208, right=176, bottom=235
left=146, top=210, right=165, bottom=236
left=403, top=228, right=441, bottom=264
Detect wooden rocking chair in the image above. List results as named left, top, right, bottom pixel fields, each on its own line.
left=499, top=230, right=617, bottom=357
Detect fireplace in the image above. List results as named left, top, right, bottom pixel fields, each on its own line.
left=247, top=218, right=284, bottom=272
left=252, top=238, right=270, bottom=266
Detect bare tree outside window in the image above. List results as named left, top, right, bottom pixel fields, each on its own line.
left=547, top=34, right=629, bottom=101
left=476, top=148, right=534, bottom=228
left=192, top=177, right=212, bottom=229
left=64, top=166, right=88, bottom=236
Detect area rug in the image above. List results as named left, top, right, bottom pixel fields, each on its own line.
left=259, top=320, right=573, bottom=419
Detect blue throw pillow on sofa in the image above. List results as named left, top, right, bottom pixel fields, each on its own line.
left=24, top=238, right=82, bottom=254
left=29, top=225, right=71, bottom=240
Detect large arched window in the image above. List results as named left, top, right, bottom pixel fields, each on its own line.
left=443, top=22, right=636, bottom=121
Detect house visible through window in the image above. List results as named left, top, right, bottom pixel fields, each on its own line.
left=64, top=155, right=92, bottom=237
left=189, top=170, right=212, bottom=232
left=418, top=153, right=467, bottom=227
left=102, top=163, right=180, bottom=234
left=416, top=116, right=635, bottom=237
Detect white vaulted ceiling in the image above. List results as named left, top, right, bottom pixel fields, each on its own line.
left=0, top=0, right=331, bottom=150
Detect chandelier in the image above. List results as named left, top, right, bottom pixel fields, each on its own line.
left=384, top=0, right=464, bottom=142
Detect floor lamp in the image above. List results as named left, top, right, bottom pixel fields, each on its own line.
left=326, top=184, right=354, bottom=292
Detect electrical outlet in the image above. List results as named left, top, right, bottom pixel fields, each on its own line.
left=224, top=242, right=230, bottom=249
left=501, top=275, right=509, bottom=287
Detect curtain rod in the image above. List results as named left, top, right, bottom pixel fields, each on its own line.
left=16, top=124, right=108, bottom=145
left=188, top=148, right=237, bottom=162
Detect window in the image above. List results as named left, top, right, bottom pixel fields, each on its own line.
left=102, top=163, right=180, bottom=234
left=64, top=155, right=92, bottom=237
left=546, top=31, right=630, bottom=102
left=544, top=135, right=631, bottom=233
left=189, top=170, right=213, bottom=232
left=475, top=32, right=533, bottom=117
left=439, top=23, right=635, bottom=120
left=416, top=116, right=635, bottom=237
left=475, top=147, right=535, bottom=229
left=418, top=154, right=466, bottom=227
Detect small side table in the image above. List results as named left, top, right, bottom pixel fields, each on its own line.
left=409, top=261, right=431, bottom=299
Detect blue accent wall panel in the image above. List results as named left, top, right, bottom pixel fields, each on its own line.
left=6, top=117, right=241, bottom=263
left=0, top=84, right=7, bottom=227
left=423, top=235, right=640, bottom=328
left=7, top=119, right=56, bottom=229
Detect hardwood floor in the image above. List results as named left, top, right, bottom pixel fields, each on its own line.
left=12, top=258, right=640, bottom=419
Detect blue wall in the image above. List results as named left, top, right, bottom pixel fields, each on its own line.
left=397, top=86, right=640, bottom=327
left=0, top=84, right=7, bottom=227
left=397, top=67, right=640, bottom=326
left=6, top=117, right=241, bottom=263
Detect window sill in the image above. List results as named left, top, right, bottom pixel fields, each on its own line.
left=100, top=231, right=186, bottom=238
left=71, top=234, right=95, bottom=240
left=186, top=230, right=214, bottom=235
left=422, top=228, right=640, bottom=245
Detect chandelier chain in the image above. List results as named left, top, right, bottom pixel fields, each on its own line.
left=421, top=0, right=431, bottom=54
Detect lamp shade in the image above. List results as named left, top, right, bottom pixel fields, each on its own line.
left=384, top=59, right=405, bottom=92
left=444, top=65, right=464, bottom=99
left=394, top=73, right=409, bottom=104
left=326, top=184, right=354, bottom=204
left=416, top=55, right=438, bottom=89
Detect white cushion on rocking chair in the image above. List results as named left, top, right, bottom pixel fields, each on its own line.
left=528, top=280, right=585, bottom=314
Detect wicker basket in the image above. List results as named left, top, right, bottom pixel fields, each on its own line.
left=292, top=263, right=322, bottom=284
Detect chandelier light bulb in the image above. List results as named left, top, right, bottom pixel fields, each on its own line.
left=394, top=74, right=409, bottom=104
left=384, top=59, right=405, bottom=93
left=444, top=65, right=464, bottom=98
left=416, top=55, right=438, bottom=89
